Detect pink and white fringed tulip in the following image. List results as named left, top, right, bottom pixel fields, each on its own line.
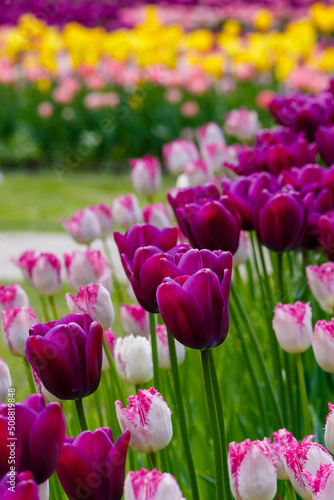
left=64, top=249, right=111, bottom=291
left=116, top=388, right=173, bottom=453
left=61, top=207, right=101, bottom=244
left=143, top=203, right=171, bottom=229
left=0, top=284, right=29, bottom=311
left=124, top=469, right=185, bottom=500
left=197, top=122, right=225, bottom=150
left=228, top=439, right=277, bottom=500
left=272, top=302, right=312, bottom=353
left=0, top=357, right=12, bottom=402
left=324, top=403, right=334, bottom=454
left=114, top=334, right=153, bottom=385
left=1, top=306, right=38, bottom=356
left=200, top=142, right=226, bottom=174
left=13, top=251, right=61, bottom=296
left=120, top=303, right=150, bottom=338
left=112, top=194, right=142, bottom=230
left=130, top=156, right=161, bottom=197
left=163, top=139, right=200, bottom=176
left=183, top=159, right=212, bottom=186
left=312, top=319, right=334, bottom=373
left=224, top=108, right=260, bottom=142
left=90, top=204, right=113, bottom=238
left=306, top=263, right=334, bottom=314
left=65, top=283, right=114, bottom=331
left=267, top=429, right=298, bottom=480
left=310, top=463, right=334, bottom=500
left=233, top=231, right=249, bottom=267
left=156, top=324, right=185, bottom=370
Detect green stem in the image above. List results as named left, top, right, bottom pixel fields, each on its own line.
left=250, top=232, right=266, bottom=299
left=167, top=330, right=200, bottom=500
left=208, top=350, right=231, bottom=500
left=75, top=398, right=88, bottom=432
left=102, top=336, right=127, bottom=405
left=48, top=296, right=58, bottom=319
left=150, top=452, right=158, bottom=469
left=23, top=357, right=35, bottom=394
left=296, top=353, right=311, bottom=436
left=245, top=260, right=255, bottom=297
left=201, top=349, right=223, bottom=500
left=288, top=479, right=297, bottom=499
left=149, top=313, right=160, bottom=391
left=277, top=253, right=286, bottom=302
left=39, top=295, right=50, bottom=322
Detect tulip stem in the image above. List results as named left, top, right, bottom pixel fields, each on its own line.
left=39, top=295, right=50, bottom=322
left=296, top=353, right=311, bottom=436
left=102, top=336, right=127, bottom=405
left=23, top=357, right=35, bottom=394
left=288, top=479, right=297, bottom=499
left=75, top=398, right=88, bottom=432
left=150, top=452, right=158, bottom=469
left=167, top=330, right=200, bottom=500
left=48, top=296, right=58, bottom=319
left=150, top=313, right=160, bottom=391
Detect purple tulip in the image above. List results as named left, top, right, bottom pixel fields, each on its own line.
left=316, top=125, right=334, bottom=166
left=319, top=212, right=334, bottom=260
left=157, top=266, right=231, bottom=350
left=57, top=428, right=130, bottom=500
left=234, top=146, right=268, bottom=175
left=280, top=164, right=327, bottom=195
left=167, top=183, right=220, bottom=214
left=0, top=471, right=39, bottom=500
left=266, top=135, right=316, bottom=175
left=0, top=394, right=65, bottom=484
left=301, top=188, right=333, bottom=249
left=25, top=313, right=103, bottom=400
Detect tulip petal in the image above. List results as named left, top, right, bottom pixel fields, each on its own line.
left=106, top=430, right=130, bottom=500
left=57, top=444, right=98, bottom=500
left=85, top=322, right=103, bottom=397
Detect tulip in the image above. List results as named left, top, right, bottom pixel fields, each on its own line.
left=1, top=307, right=38, bottom=357
left=0, top=394, right=65, bottom=484
left=32, top=369, right=61, bottom=403
left=157, top=267, right=231, bottom=350
left=201, top=142, right=226, bottom=174
left=26, top=313, right=103, bottom=400
left=114, top=334, right=153, bottom=385
left=167, top=183, right=220, bottom=214
left=61, top=207, right=101, bottom=244
left=272, top=301, right=312, bottom=354
left=268, top=429, right=298, bottom=480
left=319, top=212, right=334, bottom=260
left=224, top=107, right=260, bottom=142
left=130, top=156, right=161, bottom=197
left=156, top=324, right=185, bottom=370
left=228, top=439, right=277, bottom=500
left=0, top=471, right=39, bottom=500
left=163, top=139, right=200, bottom=176
left=13, top=251, right=61, bottom=296
left=0, top=284, right=29, bottom=311
left=112, top=194, right=142, bottom=230
left=116, top=388, right=172, bottom=453
left=124, top=469, right=185, bottom=500
left=57, top=428, right=130, bottom=500
left=143, top=202, right=171, bottom=229
left=310, top=463, right=334, bottom=500
left=120, top=303, right=149, bottom=337
left=266, top=136, right=317, bottom=176
left=64, top=249, right=111, bottom=291
left=316, top=125, right=334, bottom=167
left=306, top=263, right=334, bottom=314
left=233, top=231, right=249, bottom=266
left=66, top=283, right=114, bottom=331
left=312, top=319, right=334, bottom=372
left=302, top=189, right=333, bottom=250
left=324, top=403, right=334, bottom=454
left=90, top=204, right=113, bottom=238
left=0, top=358, right=11, bottom=403
left=183, top=159, right=212, bottom=186
left=197, top=122, right=225, bottom=151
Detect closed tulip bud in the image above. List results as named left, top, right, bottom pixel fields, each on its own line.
left=116, top=388, right=172, bottom=453
left=64, top=249, right=111, bottom=291
left=183, top=159, right=212, bottom=186
left=124, top=469, right=185, bottom=500
left=312, top=319, right=334, bottom=372
left=0, top=358, right=11, bottom=402
left=0, top=284, right=29, bottom=311
left=143, top=203, right=171, bottom=229
left=197, top=122, right=225, bottom=151
left=130, top=156, right=161, bottom=197
left=163, top=139, right=200, bottom=176
left=156, top=324, right=185, bottom=370
left=0, top=471, right=39, bottom=500
left=61, top=207, right=101, bottom=244
left=1, top=306, right=38, bottom=356
left=112, top=194, right=142, bottom=230
left=66, top=283, right=114, bottom=331
left=228, top=439, right=277, bottom=500
left=306, top=263, right=334, bottom=314
left=120, top=303, right=149, bottom=337
left=272, top=302, right=312, bottom=353
left=114, top=334, right=153, bottom=385
left=324, top=403, right=334, bottom=454
left=233, top=231, right=249, bottom=266
left=26, top=313, right=103, bottom=400
left=225, top=107, right=260, bottom=142
left=268, top=429, right=298, bottom=480
left=13, top=251, right=61, bottom=296
left=90, top=203, right=113, bottom=238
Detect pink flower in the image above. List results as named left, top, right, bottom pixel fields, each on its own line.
left=267, top=429, right=298, bottom=480
left=143, top=203, right=171, bottom=229
left=64, top=249, right=111, bottom=291
left=228, top=439, right=277, bottom=500
left=272, top=301, right=312, bottom=353
left=164, top=87, right=183, bottom=103
left=256, top=90, right=276, bottom=110
left=310, top=463, right=334, bottom=499
left=1, top=307, right=38, bottom=356
left=225, top=107, right=260, bottom=142
left=13, top=251, right=61, bottom=297
left=66, top=283, right=114, bottom=331
left=306, top=263, right=334, bottom=314
left=197, top=122, right=225, bottom=151
left=120, top=303, right=149, bottom=338
left=156, top=324, right=185, bottom=370
left=183, top=159, right=212, bottom=186
left=163, top=139, right=200, bottom=176
left=180, top=100, right=199, bottom=118
left=0, top=284, right=29, bottom=311
left=0, top=357, right=12, bottom=402
left=325, top=403, right=334, bottom=454
left=116, top=388, right=173, bottom=453
left=37, top=102, right=54, bottom=118
left=124, top=469, right=185, bottom=500
left=114, top=334, right=153, bottom=385
left=112, top=194, right=142, bottom=230
left=312, top=319, right=334, bottom=373
left=90, top=204, right=113, bottom=238
left=103, top=327, right=117, bottom=361
left=201, top=142, right=226, bottom=174
left=130, top=156, right=162, bottom=197
left=61, top=207, right=101, bottom=244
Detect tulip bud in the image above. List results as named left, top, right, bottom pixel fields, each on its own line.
left=124, top=469, right=185, bottom=500
left=228, top=439, right=277, bottom=500
left=156, top=324, right=185, bottom=370
left=116, top=388, right=173, bottom=453
left=90, top=203, right=113, bottom=238
left=307, top=263, right=334, bottom=314
left=163, top=139, right=200, bottom=176
left=13, top=252, right=61, bottom=296
left=267, top=429, right=298, bottom=480
left=66, top=283, right=114, bottom=331
left=0, top=284, right=29, bottom=311
left=1, top=307, right=38, bottom=356
left=143, top=203, right=171, bottom=229
left=325, top=403, right=334, bottom=454
left=0, top=358, right=12, bottom=402
left=120, top=303, right=150, bottom=337
left=183, top=159, right=212, bottom=186
left=233, top=231, right=249, bottom=266
left=64, top=249, right=111, bottom=291
left=130, top=156, right=162, bottom=197
left=272, top=301, right=312, bottom=354
left=112, top=194, right=142, bottom=230
left=61, top=207, right=101, bottom=244
left=114, top=334, right=153, bottom=385
left=197, top=122, right=225, bottom=151
left=225, top=107, right=260, bottom=142
left=312, top=319, right=334, bottom=372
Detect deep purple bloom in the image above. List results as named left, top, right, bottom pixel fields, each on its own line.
left=266, top=135, right=316, bottom=175
left=0, top=471, right=39, bottom=500
left=316, top=125, right=334, bottom=166
left=25, top=313, right=103, bottom=400
left=57, top=428, right=130, bottom=500
left=157, top=266, right=231, bottom=350
left=280, top=164, right=327, bottom=195
left=301, top=189, right=333, bottom=249
left=0, top=394, right=65, bottom=484
left=319, top=212, right=334, bottom=260
left=167, top=183, right=220, bottom=212
left=234, top=146, right=268, bottom=175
